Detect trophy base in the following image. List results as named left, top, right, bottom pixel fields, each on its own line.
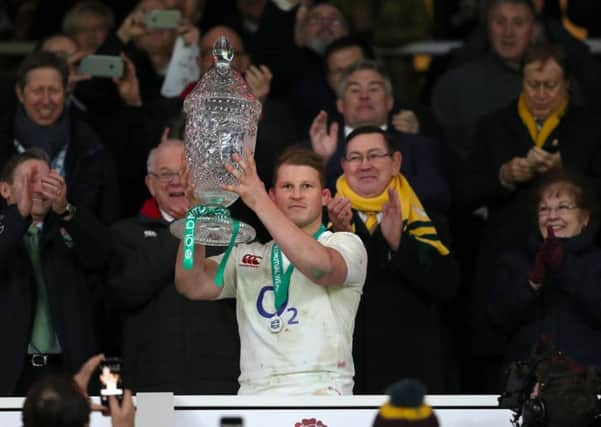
left=169, top=217, right=256, bottom=246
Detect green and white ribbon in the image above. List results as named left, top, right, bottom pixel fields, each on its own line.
left=182, top=205, right=240, bottom=287
left=271, top=225, right=326, bottom=310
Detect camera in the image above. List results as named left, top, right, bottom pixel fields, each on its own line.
left=499, top=348, right=601, bottom=427
left=98, top=357, right=124, bottom=406
left=499, top=359, right=540, bottom=412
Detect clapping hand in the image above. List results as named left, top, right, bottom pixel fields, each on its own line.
left=244, top=64, right=272, bottom=103
left=528, top=226, right=563, bottom=289
left=310, top=111, right=339, bottom=161
left=391, top=109, right=420, bottom=134
left=380, top=188, right=402, bottom=251
left=541, top=226, right=563, bottom=271
left=327, top=196, right=352, bottom=232
left=41, top=170, right=69, bottom=216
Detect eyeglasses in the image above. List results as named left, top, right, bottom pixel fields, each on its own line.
left=538, top=204, right=579, bottom=217
left=343, top=152, right=392, bottom=166
left=148, top=170, right=182, bottom=183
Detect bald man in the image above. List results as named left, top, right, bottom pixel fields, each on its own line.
left=106, top=138, right=240, bottom=394
left=181, top=25, right=272, bottom=104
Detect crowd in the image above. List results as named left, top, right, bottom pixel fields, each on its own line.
left=2, top=1, right=601, bottom=419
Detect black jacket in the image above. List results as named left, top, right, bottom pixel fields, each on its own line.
left=456, top=101, right=601, bottom=251
left=106, top=199, right=240, bottom=394
left=337, top=209, right=460, bottom=393
left=489, top=232, right=601, bottom=368
left=455, top=100, right=601, bottom=359
left=0, top=205, right=109, bottom=395
left=0, top=109, right=121, bottom=225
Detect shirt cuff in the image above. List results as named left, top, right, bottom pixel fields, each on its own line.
left=499, top=165, right=516, bottom=191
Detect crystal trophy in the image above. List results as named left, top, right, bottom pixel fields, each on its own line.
left=170, top=36, right=261, bottom=263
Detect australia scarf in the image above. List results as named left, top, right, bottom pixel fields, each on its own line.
left=518, top=93, right=568, bottom=148
left=335, top=174, right=449, bottom=257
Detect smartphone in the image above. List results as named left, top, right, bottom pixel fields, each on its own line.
left=545, top=141, right=560, bottom=154
left=79, top=55, right=124, bottom=79
left=144, top=9, right=181, bottom=29
left=220, top=416, right=244, bottom=427
left=98, top=357, right=124, bottom=406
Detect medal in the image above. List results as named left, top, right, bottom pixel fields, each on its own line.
left=268, top=315, right=283, bottom=333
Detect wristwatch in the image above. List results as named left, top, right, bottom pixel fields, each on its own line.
left=59, top=203, right=76, bottom=220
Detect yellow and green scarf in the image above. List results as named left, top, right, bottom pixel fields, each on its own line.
left=518, top=93, right=568, bottom=148
left=335, top=174, right=449, bottom=258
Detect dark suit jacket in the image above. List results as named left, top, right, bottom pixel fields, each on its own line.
left=0, top=205, right=109, bottom=395
left=335, top=209, right=459, bottom=393
left=106, top=200, right=240, bottom=394
left=0, top=109, right=121, bottom=225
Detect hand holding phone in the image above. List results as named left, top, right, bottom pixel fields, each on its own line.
left=99, top=357, right=124, bottom=406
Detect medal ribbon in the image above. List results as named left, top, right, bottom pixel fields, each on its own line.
left=271, top=225, right=326, bottom=310
left=182, top=204, right=239, bottom=287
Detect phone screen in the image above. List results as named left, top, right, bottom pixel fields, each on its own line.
left=99, top=357, right=123, bottom=405
left=144, top=10, right=181, bottom=29
left=79, top=55, right=124, bottom=79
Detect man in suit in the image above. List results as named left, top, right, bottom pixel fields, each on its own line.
left=310, top=60, right=450, bottom=212
left=327, top=126, right=459, bottom=393
left=106, top=138, right=240, bottom=394
left=0, top=148, right=109, bottom=395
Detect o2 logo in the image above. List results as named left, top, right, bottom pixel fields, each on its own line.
left=256, top=285, right=299, bottom=325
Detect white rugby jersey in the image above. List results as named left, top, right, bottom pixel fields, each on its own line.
left=211, top=230, right=367, bottom=395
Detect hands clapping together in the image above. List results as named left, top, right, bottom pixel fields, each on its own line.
left=528, top=226, right=563, bottom=289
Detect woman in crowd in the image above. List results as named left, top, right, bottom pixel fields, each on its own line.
left=489, top=170, right=601, bottom=371
left=455, top=41, right=601, bottom=391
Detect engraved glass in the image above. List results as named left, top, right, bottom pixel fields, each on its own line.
left=170, top=36, right=261, bottom=245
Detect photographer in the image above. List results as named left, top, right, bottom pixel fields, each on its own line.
left=22, top=354, right=135, bottom=427
left=500, top=340, right=601, bottom=427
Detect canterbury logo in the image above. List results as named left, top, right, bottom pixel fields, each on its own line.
left=241, top=254, right=262, bottom=266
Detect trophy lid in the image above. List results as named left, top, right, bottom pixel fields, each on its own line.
left=183, top=36, right=261, bottom=123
